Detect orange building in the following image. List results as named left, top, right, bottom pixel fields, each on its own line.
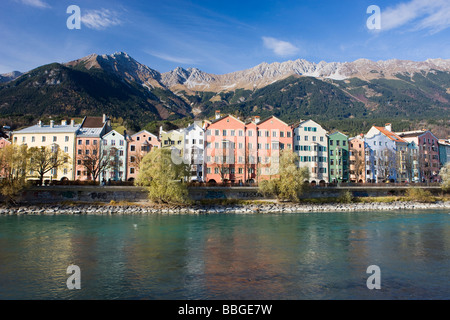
left=349, top=135, right=366, bottom=183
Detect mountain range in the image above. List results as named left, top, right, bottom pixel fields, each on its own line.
left=0, top=52, right=449, bottom=135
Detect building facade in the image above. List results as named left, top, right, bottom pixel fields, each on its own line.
left=11, top=119, right=80, bottom=181
left=183, top=122, right=205, bottom=182
left=75, top=115, right=111, bottom=181
left=328, top=131, right=349, bottom=183
left=100, top=130, right=128, bottom=182
left=364, top=124, right=409, bottom=183
left=396, top=130, right=441, bottom=182
left=293, top=120, right=328, bottom=184
left=205, top=115, right=249, bottom=184
left=349, top=135, right=365, bottom=183
left=127, top=130, right=160, bottom=181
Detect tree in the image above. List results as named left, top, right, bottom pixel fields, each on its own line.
left=135, top=148, right=190, bottom=204
left=28, top=145, right=69, bottom=185
left=0, top=144, right=29, bottom=203
left=440, top=162, right=450, bottom=192
left=259, top=150, right=310, bottom=202
left=78, top=142, right=109, bottom=182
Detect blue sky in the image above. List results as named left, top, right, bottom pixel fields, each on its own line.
left=1, top=0, right=449, bottom=74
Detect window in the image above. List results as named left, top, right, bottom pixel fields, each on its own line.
left=206, top=129, right=211, bottom=136
left=93, top=140, right=97, bottom=145
left=215, top=130, right=220, bottom=136
left=42, top=136, right=46, bottom=142
left=31, top=136, right=35, bottom=142
left=280, top=131, right=284, bottom=138
left=130, top=168, right=135, bottom=174
left=119, top=150, right=124, bottom=156
left=77, top=170, right=81, bottom=176
left=64, top=146, right=68, bottom=153
left=343, top=141, right=346, bottom=146
left=63, top=169, right=68, bottom=175
left=65, top=136, right=69, bottom=142
left=78, top=139, right=82, bottom=145
left=272, top=131, right=277, bottom=138
left=78, top=149, right=82, bottom=155
left=207, top=168, right=211, bottom=174
left=223, top=130, right=227, bottom=136
left=22, top=137, right=26, bottom=143
left=230, top=130, right=235, bottom=136
left=336, top=140, right=340, bottom=146
left=248, top=143, right=253, bottom=150
left=239, top=130, right=243, bottom=137
left=85, top=149, right=90, bottom=155
left=119, top=140, right=124, bottom=146
left=248, top=130, right=253, bottom=137
left=214, top=168, right=219, bottom=174
left=330, top=140, right=333, bottom=146
left=265, top=131, right=270, bottom=137
left=130, top=156, right=135, bottom=163
left=312, top=136, right=316, bottom=142
left=103, top=140, right=107, bottom=146
left=287, top=132, right=291, bottom=138
left=304, top=136, right=308, bottom=141
left=53, top=136, right=57, bottom=142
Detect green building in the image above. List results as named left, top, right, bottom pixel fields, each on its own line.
left=328, top=131, right=349, bottom=183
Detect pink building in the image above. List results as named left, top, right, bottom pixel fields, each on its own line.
left=0, top=137, right=11, bottom=149
left=127, top=130, right=160, bottom=181
left=256, top=116, right=293, bottom=181
left=396, top=130, right=441, bottom=182
left=205, top=114, right=249, bottom=184
left=75, top=115, right=111, bottom=181
left=204, top=113, right=294, bottom=184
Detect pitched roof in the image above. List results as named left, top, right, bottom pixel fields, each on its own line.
left=374, top=126, right=407, bottom=143
left=81, top=116, right=104, bottom=128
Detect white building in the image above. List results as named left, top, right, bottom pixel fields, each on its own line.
left=100, top=130, right=128, bottom=182
left=183, top=121, right=205, bottom=182
left=293, top=119, right=329, bottom=184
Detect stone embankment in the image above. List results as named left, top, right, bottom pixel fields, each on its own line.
left=0, top=201, right=449, bottom=215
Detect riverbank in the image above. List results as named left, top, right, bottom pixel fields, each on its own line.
left=0, top=200, right=449, bottom=215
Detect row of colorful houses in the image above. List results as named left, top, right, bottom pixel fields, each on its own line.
left=7, top=112, right=450, bottom=184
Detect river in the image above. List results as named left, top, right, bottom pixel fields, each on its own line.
left=0, top=210, right=449, bottom=299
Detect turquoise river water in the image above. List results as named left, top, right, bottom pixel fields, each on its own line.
left=0, top=210, right=449, bottom=299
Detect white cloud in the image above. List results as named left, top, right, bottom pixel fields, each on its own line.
left=147, top=51, right=198, bottom=65
left=81, top=9, right=122, bottom=30
left=18, top=0, right=50, bottom=8
left=262, top=37, right=299, bottom=57
left=381, top=0, right=450, bottom=33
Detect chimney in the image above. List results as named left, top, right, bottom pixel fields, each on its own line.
left=123, top=130, right=127, bottom=139
left=215, top=110, right=221, bottom=120
left=385, top=123, right=392, bottom=132
left=61, top=120, right=67, bottom=126
left=71, top=119, right=75, bottom=126
left=50, top=120, right=54, bottom=128
left=38, top=120, right=42, bottom=127
left=254, top=116, right=260, bottom=124
left=103, top=114, right=107, bottom=123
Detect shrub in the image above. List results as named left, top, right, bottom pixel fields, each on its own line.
left=405, top=188, right=433, bottom=203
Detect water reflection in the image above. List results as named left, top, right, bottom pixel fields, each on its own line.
left=0, top=211, right=448, bottom=299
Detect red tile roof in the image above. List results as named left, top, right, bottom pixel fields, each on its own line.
left=374, top=126, right=407, bottom=143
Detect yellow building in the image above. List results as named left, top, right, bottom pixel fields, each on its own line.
left=11, top=119, right=80, bottom=181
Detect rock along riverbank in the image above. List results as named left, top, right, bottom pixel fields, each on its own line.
left=0, top=201, right=449, bottom=215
